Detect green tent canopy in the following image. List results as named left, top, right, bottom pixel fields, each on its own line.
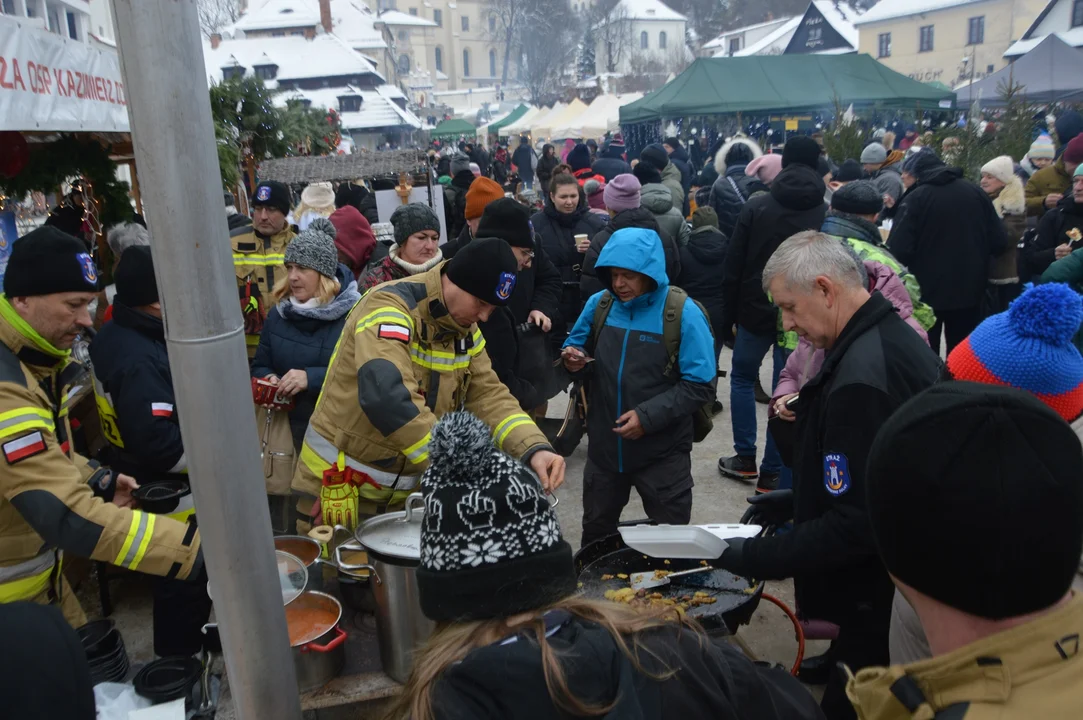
left=619, top=54, right=956, bottom=124
left=486, top=104, right=529, bottom=135
left=431, top=118, right=476, bottom=139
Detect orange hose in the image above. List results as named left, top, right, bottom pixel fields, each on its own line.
left=760, top=592, right=805, bottom=676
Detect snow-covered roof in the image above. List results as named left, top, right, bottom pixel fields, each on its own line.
left=729, top=16, right=801, bottom=56
left=812, top=0, right=859, bottom=49
left=702, top=16, right=795, bottom=49
left=331, top=0, right=388, bottom=49
left=1007, top=27, right=1083, bottom=55
left=233, top=0, right=320, bottom=31
left=377, top=10, right=438, bottom=26
left=609, top=0, right=686, bottom=23
left=854, top=0, right=987, bottom=25
left=724, top=2, right=857, bottom=56
left=278, top=84, right=423, bottom=130
left=204, top=33, right=384, bottom=86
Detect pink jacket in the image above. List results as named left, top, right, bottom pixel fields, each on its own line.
left=772, top=260, right=929, bottom=407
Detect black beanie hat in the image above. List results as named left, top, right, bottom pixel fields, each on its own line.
left=444, top=237, right=518, bottom=306
left=831, top=180, right=884, bottom=215
left=114, top=246, right=159, bottom=307
left=782, top=135, right=822, bottom=170
left=251, top=181, right=291, bottom=215
left=832, top=158, right=866, bottom=183
left=416, top=411, right=576, bottom=622
left=335, top=181, right=368, bottom=210
left=567, top=143, right=593, bottom=172
left=867, top=382, right=1083, bottom=620
left=663, top=136, right=682, bottom=152
left=640, top=144, right=669, bottom=172
left=5, top=226, right=100, bottom=297
left=633, top=161, right=662, bottom=186
left=476, top=199, right=533, bottom=249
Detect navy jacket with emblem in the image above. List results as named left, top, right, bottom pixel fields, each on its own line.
left=724, top=292, right=942, bottom=624
left=89, top=302, right=185, bottom=483
left=564, top=228, right=716, bottom=475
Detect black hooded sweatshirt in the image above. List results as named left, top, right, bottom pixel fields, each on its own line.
left=721, top=163, right=827, bottom=335
left=431, top=612, right=825, bottom=720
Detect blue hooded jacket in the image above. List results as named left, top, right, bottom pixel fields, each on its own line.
left=565, top=228, right=716, bottom=473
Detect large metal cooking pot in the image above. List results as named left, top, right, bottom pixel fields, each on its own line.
left=285, top=590, right=347, bottom=692
left=274, top=535, right=328, bottom=593
left=336, top=493, right=434, bottom=683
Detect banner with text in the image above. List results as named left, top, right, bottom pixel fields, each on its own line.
left=0, top=16, right=129, bottom=133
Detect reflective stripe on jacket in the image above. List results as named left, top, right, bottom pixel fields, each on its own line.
left=231, top=223, right=295, bottom=354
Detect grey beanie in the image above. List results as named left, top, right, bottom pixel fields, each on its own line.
left=284, top=217, right=338, bottom=279
left=860, top=142, right=888, bottom=165
left=831, top=180, right=884, bottom=216
left=390, top=203, right=442, bottom=246
left=450, top=152, right=472, bottom=176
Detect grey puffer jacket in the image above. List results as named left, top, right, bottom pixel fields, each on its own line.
left=640, top=183, right=690, bottom=247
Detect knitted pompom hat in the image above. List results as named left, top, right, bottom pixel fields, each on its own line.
left=415, top=412, right=576, bottom=622
left=948, top=283, right=1083, bottom=421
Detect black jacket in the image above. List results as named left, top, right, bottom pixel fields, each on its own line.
left=444, top=170, right=475, bottom=239
left=668, top=146, right=694, bottom=216
left=531, top=201, right=606, bottom=329
left=727, top=293, right=942, bottom=624
left=469, top=146, right=490, bottom=177
left=89, top=303, right=185, bottom=482
left=708, top=164, right=768, bottom=240
left=887, top=166, right=1008, bottom=311
left=677, top=225, right=728, bottom=345
left=358, top=192, right=381, bottom=226
left=692, top=161, right=719, bottom=190
left=592, top=151, right=633, bottom=183
left=431, top=612, right=825, bottom=720
left=1024, top=193, right=1083, bottom=280
left=227, top=213, right=251, bottom=232
left=477, top=307, right=546, bottom=411
left=722, top=164, right=826, bottom=335
left=536, top=152, right=559, bottom=191
left=511, top=143, right=536, bottom=177
left=250, top=266, right=358, bottom=448
left=580, top=207, right=681, bottom=300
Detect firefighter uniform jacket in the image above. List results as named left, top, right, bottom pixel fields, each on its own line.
left=293, top=262, right=553, bottom=509
left=0, top=297, right=201, bottom=620
left=231, top=222, right=296, bottom=357
left=88, top=302, right=191, bottom=519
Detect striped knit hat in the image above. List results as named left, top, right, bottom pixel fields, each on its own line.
left=947, top=283, right=1083, bottom=421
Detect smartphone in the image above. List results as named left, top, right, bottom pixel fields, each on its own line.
left=784, top=396, right=799, bottom=411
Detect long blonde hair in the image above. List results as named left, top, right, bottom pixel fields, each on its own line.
left=272, top=271, right=340, bottom=305
left=382, top=597, right=703, bottom=720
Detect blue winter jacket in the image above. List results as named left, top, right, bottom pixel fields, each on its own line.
left=564, top=228, right=716, bottom=473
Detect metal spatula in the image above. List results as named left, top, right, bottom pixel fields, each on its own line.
left=629, top=566, right=712, bottom=591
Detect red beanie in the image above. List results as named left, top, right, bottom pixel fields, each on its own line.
left=1064, top=134, right=1083, bottom=165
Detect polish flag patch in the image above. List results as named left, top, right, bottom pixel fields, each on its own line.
left=151, top=402, right=174, bottom=418
left=3, top=431, right=47, bottom=464
left=377, top=324, right=410, bottom=343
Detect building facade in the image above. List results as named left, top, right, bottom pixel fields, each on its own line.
left=854, top=0, right=1047, bottom=86
left=593, top=0, right=688, bottom=75
left=701, top=16, right=794, bottom=57
left=1, top=0, right=90, bottom=42
left=1004, top=0, right=1083, bottom=56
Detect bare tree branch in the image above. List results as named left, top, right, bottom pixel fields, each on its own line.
left=198, top=0, right=241, bottom=37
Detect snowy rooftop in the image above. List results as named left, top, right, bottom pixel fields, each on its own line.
left=854, top=0, right=987, bottom=25
left=814, top=1, right=859, bottom=49
left=725, top=1, right=858, bottom=56
left=233, top=0, right=321, bottom=31
left=609, top=0, right=686, bottom=22
left=332, top=0, right=389, bottom=49
left=278, top=85, right=423, bottom=130
left=377, top=10, right=438, bottom=26
left=204, top=33, right=384, bottom=85
left=730, top=16, right=801, bottom=56
left=1006, top=27, right=1083, bottom=56
left=702, top=16, right=795, bottom=49
left=225, top=0, right=387, bottom=50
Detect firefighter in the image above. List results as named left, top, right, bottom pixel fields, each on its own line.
left=293, top=237, right=566, bottom=528
left=88, top=245, right=211, bottom=656
left=233, top=181, right=297, bottom=358
left=0, top=228, right=202, bottom=627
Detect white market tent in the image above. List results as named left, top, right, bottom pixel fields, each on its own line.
left=501, top=105, right=546, bottom=136
left=519, top=103, right=565, bottom=137
left=533, top=99, right=587, bottom=139
left=553, top=93, right=643, bottom=140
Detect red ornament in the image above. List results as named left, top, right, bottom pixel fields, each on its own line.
left=0, top=131, right=29, bottom=178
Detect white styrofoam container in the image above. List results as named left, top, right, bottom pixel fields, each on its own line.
left=618, top=524, right=762, bottom=560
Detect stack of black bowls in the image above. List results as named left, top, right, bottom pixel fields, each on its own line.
left=77, top=619, right=130, bottom=684
left=133, top=657, right=203, bottom=709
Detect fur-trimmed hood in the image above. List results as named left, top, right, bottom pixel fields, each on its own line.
left=991, top=176, right=1026, bottom=217
left=714, top=137, right=763, bottom=175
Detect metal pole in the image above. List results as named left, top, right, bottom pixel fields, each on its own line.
left=110, top=2, right=302, bottom=718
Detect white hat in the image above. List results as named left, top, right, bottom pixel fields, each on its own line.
left=300, top=181, right=335, bottom=210
left=980, top=156, right=1016, bottom=186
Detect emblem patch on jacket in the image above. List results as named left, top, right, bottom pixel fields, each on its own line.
left=823, top=453, right=850, bottom=496
left=76, top=253, right=98, bottom=285
left=378, top=323, right=411, bottom=343
left=495, top=272, right=516, bottom=301
left=3, top=431, right=47, bottom=464
left=151, top=402, right=174, bottom=418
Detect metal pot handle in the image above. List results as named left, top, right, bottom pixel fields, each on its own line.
left=403, top=492, right=425, bottom=522
left=300, top=626, right=347, bottom=654
left=333, top=543, right=382, bottom=585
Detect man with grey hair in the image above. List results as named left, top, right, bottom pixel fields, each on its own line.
left=96, top=222, right=151, bottom=327
left=715, top=231, right=942, bottom=720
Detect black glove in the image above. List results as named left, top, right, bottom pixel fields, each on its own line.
left=739, top=489, right=794, bottom=529
left=715, top=537, right=749, bottom=576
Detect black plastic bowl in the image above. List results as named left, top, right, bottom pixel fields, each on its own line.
left=77, top=618, right=121, bottom=659
left=132, top=480, right=189, bottom=514
left=133, top=656, right=202, bottom=707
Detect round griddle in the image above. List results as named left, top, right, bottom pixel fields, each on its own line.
left=574, top=531, right=762, bottom=634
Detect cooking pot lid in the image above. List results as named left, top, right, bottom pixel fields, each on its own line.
left=278, top=550, right=308, bottom=605
left=354, top=493, right=423, bottom=561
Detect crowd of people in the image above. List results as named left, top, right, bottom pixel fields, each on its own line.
left=4, top=111, right=1083, bottom=719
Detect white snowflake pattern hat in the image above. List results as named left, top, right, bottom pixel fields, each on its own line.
left=415, top=411, right=577, bottom=622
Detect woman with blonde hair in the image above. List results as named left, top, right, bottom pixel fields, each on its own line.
left=386, top=411, right=824, bottom=720
left=251, top=217, right=360, bottom=449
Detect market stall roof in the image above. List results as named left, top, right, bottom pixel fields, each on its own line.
left=430, top=118, right=476, bottom=139
left=555, top=94, right=642, bottom=140
left=501, top=106, right=545, bottom=136
left=522, top=103, right=565, bottom=137
left=619, top=54, right=955, bottom=123
left=486, top=104, right=530, bottom=135
left=959, top=34, right=1083, bottom=106
left=257, top=148, right=428, bottom=184
left=535, top=99, right=588, bottom=140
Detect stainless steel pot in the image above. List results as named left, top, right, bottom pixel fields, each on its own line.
left=336, top=493, right=434, bottom=683
left=274, top=535, right=328, bottom=593
left=286, top=591, right=347, bottom=693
